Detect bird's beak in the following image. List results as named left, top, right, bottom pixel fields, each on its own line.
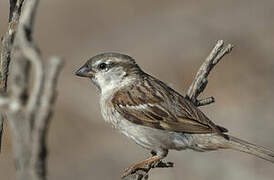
left=75, top=64, right=94, bottom=78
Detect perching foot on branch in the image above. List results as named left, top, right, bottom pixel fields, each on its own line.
left=122, top=159, right=174, bottom=180
left=122, top=152, right=174, bottom=179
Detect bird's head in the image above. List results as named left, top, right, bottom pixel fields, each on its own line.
left=76, top=52, right=141, bottom=93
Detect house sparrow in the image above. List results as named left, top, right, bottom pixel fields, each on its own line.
left=76, top=52, right=274, bottom=177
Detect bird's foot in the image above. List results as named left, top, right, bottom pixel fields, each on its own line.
left=154, top=160, right=174, bottom=168
left=121, top=155, right=161, bottom=178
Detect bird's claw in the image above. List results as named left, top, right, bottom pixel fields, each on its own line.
left=153, top=160, right=174, bottom=168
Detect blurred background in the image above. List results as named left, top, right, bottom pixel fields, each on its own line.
left=0, top=0, right=274, bottom=179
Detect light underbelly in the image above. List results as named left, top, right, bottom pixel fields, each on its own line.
left=118, top=118, right=191, bottom=151
left=100, top=100, right=193, bottom=151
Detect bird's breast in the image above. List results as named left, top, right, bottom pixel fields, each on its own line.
left=100, top=95, right=121, bottom=128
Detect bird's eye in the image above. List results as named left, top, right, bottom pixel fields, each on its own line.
left=98, top=63, right=107, bottom=70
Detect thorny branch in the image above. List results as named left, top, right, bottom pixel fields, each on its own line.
left=122, top=40, right=233, bottom=180
left=0, top=0, right=63, bottom=180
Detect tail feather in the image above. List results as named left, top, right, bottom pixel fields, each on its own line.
left=227, top=135, right=274, bottom=163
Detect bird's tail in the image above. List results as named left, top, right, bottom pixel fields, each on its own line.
left=225, top=135, right=274, bottom=163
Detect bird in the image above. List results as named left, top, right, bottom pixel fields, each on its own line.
left=75, top=52, right=274, bottom=178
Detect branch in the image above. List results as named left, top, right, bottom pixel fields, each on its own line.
left=186, top=40, right=233, bottom=106
left=13, top=0, right=43, bottom=118
left=122, top=40, right=233, bottom=180
left=4, top=0, right=64, bottom=180
left=30, top=57, right=63, bottom=177
left=123, top=171, right=148, bottom=180
left=1, top=0, right=25, bottom=91
left=0, top=0, right=25, bottom=152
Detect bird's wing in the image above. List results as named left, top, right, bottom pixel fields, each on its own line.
left=111, top=74, right=228, bottom=134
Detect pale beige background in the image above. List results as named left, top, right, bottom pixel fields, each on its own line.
left=0, top=0, right=274, bottom=180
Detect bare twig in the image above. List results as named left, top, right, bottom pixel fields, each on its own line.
left=196, top=96, right=215, bottom=106
left=122, top=40, right=233, bottom=180
left=186, top=40, right=233, bottom=106
left=30, top=57, right=63, bottom=177
left=1, top=0, right=25, bottom=91
left=123, top=171, right=148, bottom=180
left=12, top=0, right=43, bottom=117
left=0, top=0, right=25, bottom=152
left=2, top=0, right=64, bottom=180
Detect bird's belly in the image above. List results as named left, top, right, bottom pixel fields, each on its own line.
left=119, top=119, right=195, bottom=151
left=114, top=115, right=193, bottom=151
left=100, top=100, right=193, bottom=151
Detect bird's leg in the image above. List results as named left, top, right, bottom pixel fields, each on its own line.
left=122, top=150, right=168, bottom=178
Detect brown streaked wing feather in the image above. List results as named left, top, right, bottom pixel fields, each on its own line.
left=111, top=74, right=228, bottom=134
left=149, top=75, right=228, bottom=134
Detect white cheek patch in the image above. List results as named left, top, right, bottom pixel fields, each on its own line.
left=94, top=73, right=110, bottom=88
left=95, top=68, right=130, bottom=94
